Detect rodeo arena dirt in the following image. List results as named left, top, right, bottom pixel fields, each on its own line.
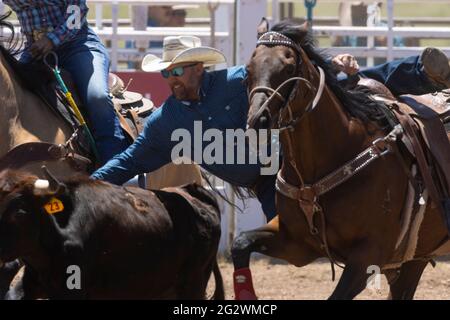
left=207, top=258, right=450, bottom=300
left=2, top=0, right=450, bottom=305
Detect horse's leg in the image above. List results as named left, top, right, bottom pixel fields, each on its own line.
left=231, top=216, right=317, bottom=300
left=231, top=217, right=283, bottom=300
left=386, top=260, right=429, bottom=300
left=328, top=242, right=382, bottom=300
left=0, top=259, right=22, bottom=300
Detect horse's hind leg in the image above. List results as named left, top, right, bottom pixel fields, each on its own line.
left=329, top=242, right=383, bottom=300
left=386, top=260, right=429, bottom=300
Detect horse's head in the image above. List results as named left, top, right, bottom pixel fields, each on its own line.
left=247, top=19, right=319, bottom=131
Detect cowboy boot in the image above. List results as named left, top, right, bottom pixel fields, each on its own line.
left=420, top=47, right=450, bottom=89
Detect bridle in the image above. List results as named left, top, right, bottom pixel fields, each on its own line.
left=248, top=31, right=326, bottom=132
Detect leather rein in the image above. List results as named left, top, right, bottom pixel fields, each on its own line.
left=251, top=31, right=404, bottom=279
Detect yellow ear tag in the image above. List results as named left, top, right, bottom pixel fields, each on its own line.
left=44, top=197, right=64, bottom=215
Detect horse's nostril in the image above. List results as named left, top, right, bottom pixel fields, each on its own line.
left=259, top=116, right=269, bottom=128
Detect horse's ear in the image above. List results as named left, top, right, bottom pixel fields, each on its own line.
left=297, top=21, right=310, bottom=32
left=257, top=17, right=269, bottom=39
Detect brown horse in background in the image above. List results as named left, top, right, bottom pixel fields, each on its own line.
left=231, top=19, right=450, bottom=300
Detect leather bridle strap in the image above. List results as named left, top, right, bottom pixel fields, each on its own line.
left=256, top=31, right=302, bottom=53
left=248, top=86, right=286, bottom=104
left=279, top=66, right=326, bottom=132
left=277, top=124, right=403, bottom=229
left=249, top=67, right=326, bottom=130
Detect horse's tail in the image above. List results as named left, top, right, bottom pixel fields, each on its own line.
left=211, top=258, right=225, bottom=300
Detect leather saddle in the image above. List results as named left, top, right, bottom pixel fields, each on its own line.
left=354, top=76, right=450, bottom=235
left=399, top=90, right=450, bottom=121
left=392, top=90, right=450, bottom=231
left=107, top=73, right=155, bottom=141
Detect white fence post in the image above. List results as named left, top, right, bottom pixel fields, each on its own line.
left=111, top=0, right=119, bottom=72
left=386, top=0, right=395, bottom=61
left=215, top=2, right=235, bottom=66
left=271, top=0, right=280, bottom=25
left=95, top=4, right=103, bottom=30
left=0, top=1, right=4, bottom=39
left=237, top=0, right=268, bottom=65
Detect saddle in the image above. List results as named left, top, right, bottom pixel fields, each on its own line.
left=108, top=73, right=155, bottom=141
left=390, top=90, right=450, bottom=232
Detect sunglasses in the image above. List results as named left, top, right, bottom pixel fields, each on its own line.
left=161, top=63, right=198, bottom=78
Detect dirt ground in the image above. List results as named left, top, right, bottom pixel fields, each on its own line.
left=207, top=258, right=450, bottom=300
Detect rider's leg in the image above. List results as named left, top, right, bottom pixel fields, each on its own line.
left=356, top=48, right=450, bottom=96
left=56, top=29, right=128, bottom=165
left=254, top=174, right=277, bottom=221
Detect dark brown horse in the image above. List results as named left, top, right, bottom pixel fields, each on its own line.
left=231, top=20, right=450, bottom=300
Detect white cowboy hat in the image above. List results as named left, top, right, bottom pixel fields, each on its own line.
left=141, top=36, right=226, bottom=72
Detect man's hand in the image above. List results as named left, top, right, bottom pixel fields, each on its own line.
left=29, top=37, right=54, bottom=60
left=331, top=54, right=360, bottom=75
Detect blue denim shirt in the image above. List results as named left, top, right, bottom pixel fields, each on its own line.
left=92, top=65, right=267, bottom=188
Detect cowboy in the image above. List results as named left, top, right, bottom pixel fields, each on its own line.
left=92, top=36, right=279, bottom=221
left=4, top=0, right=129, bottom=165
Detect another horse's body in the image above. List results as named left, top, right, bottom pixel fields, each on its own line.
left=231, top=20, right=450, bottom=300
left=0, top=49, right=76, bottom=176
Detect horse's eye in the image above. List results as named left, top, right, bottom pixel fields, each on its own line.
left=285, top=64, right=296, bottom=75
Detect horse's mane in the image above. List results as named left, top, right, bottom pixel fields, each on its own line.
left=271, top=20, right=390, bottom=128
left=0, top=11, right=22, bottom=55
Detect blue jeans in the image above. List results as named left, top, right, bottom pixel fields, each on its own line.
left=255, top=174, right=277, bottom=221
left=21, top=26, right=128, bottom=165
left=339, top=55, right=442, bottom=96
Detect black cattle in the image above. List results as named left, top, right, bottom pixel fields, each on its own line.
left=0, top=168, right=223, bottom=300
